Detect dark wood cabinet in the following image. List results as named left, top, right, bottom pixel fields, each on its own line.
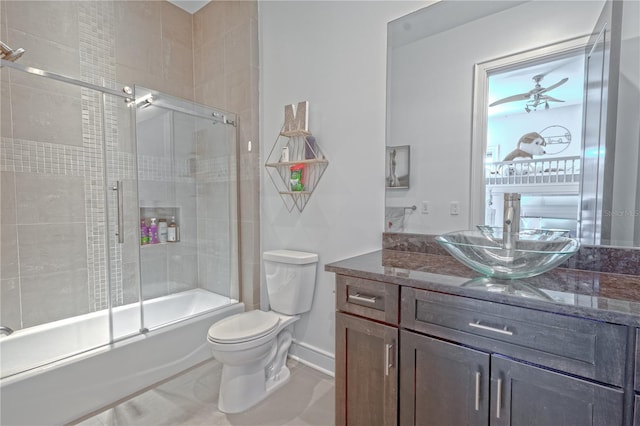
left=335, top=274, right=400, bottom=424
left=400, top=329, right=624, bottom=426
left=334, top=273, right=630, bottom=426
left=335, top=311, right=398, bottom=426
left=402, top=287, right=628, bottom=386
left=491, top=355, right=623, bottom=426
left=400, top=287, right=625, bottom=426
left=336, top=275, right=399, bottom=325
left=400, top=330, right=490, bottom=426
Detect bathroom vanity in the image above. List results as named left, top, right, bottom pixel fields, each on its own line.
left=327, top=249, right=640, bottom=426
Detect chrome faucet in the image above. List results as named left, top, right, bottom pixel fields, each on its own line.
left=503, top=193, right=521, bottom=249
left=0, top=326, right=14, bottom=336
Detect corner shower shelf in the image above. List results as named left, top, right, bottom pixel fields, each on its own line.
left=265, top=128, right=329, bottom=212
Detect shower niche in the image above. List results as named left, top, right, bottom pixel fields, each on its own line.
left=139, top=207, right=181, bottom=245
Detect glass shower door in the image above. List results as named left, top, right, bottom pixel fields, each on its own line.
left=0, top=61, right=140, bottom=377
left=134, top=86, right=238, bottom=331
left=103, top=87, right=143, bottom=341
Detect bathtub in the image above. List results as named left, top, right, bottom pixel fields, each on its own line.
left=0, top=289, right=243, bottom=426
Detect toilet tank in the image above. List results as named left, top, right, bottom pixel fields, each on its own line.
left=263, top=250, right=318, bottom=315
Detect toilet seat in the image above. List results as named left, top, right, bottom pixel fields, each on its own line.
left=207, top=310, right=280, bottom=344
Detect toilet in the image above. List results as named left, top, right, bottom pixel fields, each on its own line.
left=207, top=249, right=318, bottom=413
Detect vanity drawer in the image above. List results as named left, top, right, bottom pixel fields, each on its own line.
left=401, top=287, right=628, bottom=386
left=336, top=275, right=399, bottom=325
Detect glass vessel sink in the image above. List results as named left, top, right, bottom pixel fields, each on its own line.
left=436, top=228, right=580, bottom=279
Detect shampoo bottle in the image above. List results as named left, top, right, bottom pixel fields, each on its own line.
left=149, top=218, right=159, bottom=244
left=140, top=218, right=148, bottom=245
left=158, top=219, right=168, bottom=243
left=168, top=216, right=179, bottom=242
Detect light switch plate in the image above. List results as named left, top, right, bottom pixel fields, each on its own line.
left=450, top=201, right=460, bottom=215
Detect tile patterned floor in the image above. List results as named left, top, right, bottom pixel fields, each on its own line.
left=71, top=359, right=334, bottom=426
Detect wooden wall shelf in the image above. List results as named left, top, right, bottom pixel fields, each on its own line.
left=265, top=129, right=328, bottom=212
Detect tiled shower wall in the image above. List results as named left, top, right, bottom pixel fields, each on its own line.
left=0, top=0, right=256, bottom=330
left=136, top=104, right=238, bottom=302
left=193, top=1, right=260, bottom=309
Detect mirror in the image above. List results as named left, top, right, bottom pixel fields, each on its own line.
left=471, top=35, right=590, bottom=240
left=385, top=0, right=640, bottom=247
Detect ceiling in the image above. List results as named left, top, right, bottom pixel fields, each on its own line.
left=167, top=0, right=210, bottom=14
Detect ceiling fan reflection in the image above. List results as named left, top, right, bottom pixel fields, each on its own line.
left=490, top=74, right=568, bottom=113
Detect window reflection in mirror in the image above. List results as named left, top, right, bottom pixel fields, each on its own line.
left=483, top=50, right=585, bottom=237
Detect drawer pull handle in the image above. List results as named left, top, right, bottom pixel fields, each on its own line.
left=474, top=371, right=481, bottom=411
left=496, top=378, right=503, bottom=419
left=348, top=293, right=378, bottom=304
left=468, top=321, right=513, bottom=336
left=384, top=343, right=394, bottom=376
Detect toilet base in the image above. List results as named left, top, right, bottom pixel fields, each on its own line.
left=217, top=361, right=292, bottom=414
left=266, top=365, right=291, bottom=393
left=215, top=322, right=297, bottom=414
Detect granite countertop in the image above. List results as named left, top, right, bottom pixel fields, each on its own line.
left=325, top=249, right=640, bottom=327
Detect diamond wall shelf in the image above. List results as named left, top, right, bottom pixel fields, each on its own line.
left=265, top=127, right=329, bottom=212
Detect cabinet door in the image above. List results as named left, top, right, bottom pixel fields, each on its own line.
left=399, top=330, right=490, bottom=426
left=335, top=312, right=398, bottom=426
left=491, top=355, right=624, bottom=426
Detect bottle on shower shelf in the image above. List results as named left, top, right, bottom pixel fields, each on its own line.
left=168, top=216, right=179, bottom=242
left=149, top=217, right=159, bottom=244
left=158, top=218, right=168, bottom=243
left=140, top=218, right=149, bottom=245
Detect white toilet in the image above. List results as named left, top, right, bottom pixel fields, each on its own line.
left=206, top=249, right=318, bottom=413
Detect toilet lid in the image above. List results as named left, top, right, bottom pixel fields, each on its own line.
left=208, top=310, right=280, bottom=344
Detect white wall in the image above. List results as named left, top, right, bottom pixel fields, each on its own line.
left=259, top=1, right=425, bottom=374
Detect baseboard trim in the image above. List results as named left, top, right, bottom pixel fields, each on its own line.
left=289, top=339, right=334, bottom=377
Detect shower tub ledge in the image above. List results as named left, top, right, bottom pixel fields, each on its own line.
left=0, top=289, right=243, bottom=426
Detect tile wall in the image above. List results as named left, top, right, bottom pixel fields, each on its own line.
left=193, top=1, right=260, bottom=309
left=136, top=100, right=238, bottom=302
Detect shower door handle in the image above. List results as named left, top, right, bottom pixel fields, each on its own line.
left=113, top=181, right=124, bottom=244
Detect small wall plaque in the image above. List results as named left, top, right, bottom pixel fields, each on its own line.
left=386, top=145, right=410, bottom=189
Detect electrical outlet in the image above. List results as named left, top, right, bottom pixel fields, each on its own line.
left=421, top=201, right=429, bottom=214
left=450, top=201, right=460, bottom=215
